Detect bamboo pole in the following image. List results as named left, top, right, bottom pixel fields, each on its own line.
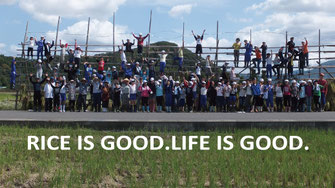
left=215, top=20, right=219, bottom=67
left=85, top=17, right=90, bottom=58
left=113, top=12, right=115, bottom=55
left=22, top=21, right=29, bottom=58
left=319, top=29, right=321, bottom=75
left=147, top=10, right=152, bottom=57
left=53, top=16, right=60, bottom=57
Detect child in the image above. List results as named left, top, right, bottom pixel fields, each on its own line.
left=200, top=81, right=208, bottom=112
left=186, top=81, right=195, bottom=112
left=101, top=81, right=110, bottom=112
left=43, top=40, right=55, bottom=69
left=156, top=80, right=164, bottom=112
left=244, top=40, right=253, bottom=68
left=59, top=40, right=68, bottom=66
left=207, top=81, right=216, bottom=112
left=239, top=81, right=247, bottom=112
left=113, top=82, right=121, bottom=112
left=223, top=81, right=231, bottom=112
left=91, top=77, right=102, bottom=112
left=264, top=79, right=274, bottom=112
left=192, top=30, right=205, bottom=56
left=129, top=79, right=138, bottom=112
left=27, top=37, right=35, bottom=60
left=298, top=48, right=305, bottom=75
left=67, top=79, right=77, bottom=112
left=121, top=78, right=130, bottom=112
left=305, top=80, right=313, bottom=112
left=77, top=78, right=90, bottom=112
left=84, top=62, right=93, bottom=81
left=291, top=80, right=299, bottom=112
left=60, top=78, right=67, bottom=112
left=164, top=79, right=173, bottom=112
left=272, top=54, right=281, bottom=78
left=44, top=78, right=53, bottom=112
left=35, top=59, right=43, bottom=79
left=216, top=82, right=224, bottom=112
left=51, top=80, right=64, bottom=112
left=30, top=73, right=47, bottom=112
left=35, top=36, right=44, bottom=61
left=148, top=77, right=156, bottom=112
left=139, top=80, right=152, bottom=112
left=230, top=82, right=238, bottom=112
left=251, top=78, right=261, bottom=112
left=313, top=80, right=323, bottom=112
left=252, top=46, right=262, bottom=74
left=245, top=80, right=253, bottom=112
left=205, top=55, right=213, bottom=78
left=283, top=80, right=291, bottom=112
left=74, top=40, right=83, bottom=67
left=266, top=51, right=273, bottom=78
left=287, top=53, right=294, bottom=78
left=275, top=82, right=283, bottom=112
left=132, top=32, right=150, bottom=55
left=298, top=81, right=306, bottom=112
left=122, top=39, right=135, bottom=54
left=98, top=58, right=105, bottom=74
left=178, top=83, right=186, bottom=112
left=232, top=38, right=241, bottom=67
left=159, top=50, right=168, bottom=74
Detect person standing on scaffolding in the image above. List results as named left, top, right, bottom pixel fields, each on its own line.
left=192, top=30, right=205, bottom=57
left=122, top=39, right=135, bottom=54
left=232, top=38, right=241, bottom=67
left=287, top=37, right=298, bottom=59
left=302, top=38, right=309, bottom=67
left=261, top=42, right=267, bottom=68
left=132, top=32, right=150, bottom=55
left=43, top=40, right=54, bottom=70
left=10, top=57, right=17, bottom=89
left=244, top=40, right=252, bottom=68
left=35, top=36, right=44, bottom=61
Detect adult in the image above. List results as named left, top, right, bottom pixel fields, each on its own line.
left=192, top=30, right=206, bottom=56
left=260, top=42, right=267, bottom=68
left=318, top=73, right=328, bottom=111
left=132, top=32, right=150, bottom=55
left=244, top=40, right=253, bottom=68
left=232, top=38, right=241, bottom=67
left=302, top=37, right=309, bottom=67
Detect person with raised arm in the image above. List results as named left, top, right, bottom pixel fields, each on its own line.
left=192, top=29, right=205, bottom=56
left=30, top=73, right=48, bottom=112
left=122, top=39, right=135, bottom=54
left=232, top=38, right=241, bottom=67
left=244, top=40, right=253, bottom=68
left=132, top=32, right=150, bottom=55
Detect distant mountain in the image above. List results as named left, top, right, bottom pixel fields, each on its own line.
left=294, top=60, right=335, bottom=79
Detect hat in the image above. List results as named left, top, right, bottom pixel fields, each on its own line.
left=150, top=77, right=154, bottom=81
left=136, top=62, right=140, bottom=65
left=242, top=81, right=246, bottom=84
left=260, top=78, right=264, bottom=82
left=112, top=66, right=116, bottom=69
left=219, top=77, right=223, bottom=80
left=162, top=50, right=166, bottom=53
left=158, top=79, right=162, bottom=83
left=123, top=78, right=130, bottom=82
left=232, top=82, right=237, bottom=85
left=139, top=33, right=143, bottom=35
left=143, top=80, right=147, bottom=83
left=46, top=41, right=50, bottom=44
left=127, top=63, right=131, bottom=66
left=320, top=73, right=325, bottom=77
left=308, top=80, right=312, bottom=83
left=38, top=59, right=42, bottom=63
left=81, top=78, right=86, bottom=81
left=189, top=81, right=193, bottom=86
left=268, top=79, right=272, bottom=82
left=191, top=78, right=196, bottom=81
left=202, top=81, right=206, bottom=84
left=175, top=81, right=180, bottom=84
left=70, top=79, right=75, bottom=82
left=284, top=79, right=289, bottom=82
left=292, top=80, right=297, bottom=84
left=104, top=80, right=109, bottom=83
left=299, top=80, right=304, bottom=84
left=218, top=82, right=222, bottom=85
left=92, top=74, right=97, bottom=77
left=130, top=79, right=135, bottom=82
left=77, top=46, right=81, bottom=48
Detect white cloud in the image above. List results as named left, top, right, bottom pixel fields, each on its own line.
left=16, top=0, right=126, bottom=25
left=168, top=4, right=195, bottom=18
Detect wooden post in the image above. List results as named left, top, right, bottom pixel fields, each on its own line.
left=54, top=16, right=61, bottom=57
left=284, top=31, right=288, bottom=78
left=147, top=10, right=152, bottom=57
left=21, top=21, right=29, bottom=58
left=215, top=21, right=219, bottom=67
left=319, top=29, right=321, bottom=75
left=182, top=22, right=185, bottom=49
left=249, top=29, right=252, bottom=42
left=85, top=17, right=90, bottom=58
left=113, top=12, right=115, bottom=55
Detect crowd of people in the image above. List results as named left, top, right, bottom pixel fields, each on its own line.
left=10, top=31, right=329, bottom=113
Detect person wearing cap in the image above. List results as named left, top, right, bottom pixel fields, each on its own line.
left=148, top=77, right=156, bottom=112
left=244, top=40, right=253, bottom=68
left=207, top=81, right=216, bottom=112
left=35, top=36, right=45, bottom=61
left=221, top=62, right=229, bottom=81
left=229, top=82, right=238, bottom=112
left=287, top=37, right=298, bottom=59
left=192, top=29, right=205, bottom=56
left=59, top=78, right=67, bottom=112
left=158, top=50, right=168, bottom=74
left=252, top=46, right=262, bottom=75
left=313, top=80, right=324, bottom=112
left=215, top=82, right=224, bottom=112
left=35, top=59, right=44, bottom=79
left=287, top=52, right=294, bottom=78
left=164, top=80, right=173, bottom=112
left=43, top=77, right=54, bottom=112
left=145, top=59, right=156, bottom=79
left=223, top=81, right=231, bottom=112
left=302, top=37, right=309, bottom=67
left=50, top=79, right=64, bottom=112
left=67, top=47, right=75, bottom=64
left=195, top=62, right=202, bottom=81
left=97, top=58, right=105, bottom=75
left=298, top=47, right=305, bottom=75
left=121, top=61, right=135, bottom=79
left=174, top=47, right=184, bottom=71
left=43, top=39, right=55, bottom=69
left=205, top=55, right=214, bottom=78
left=318, top=73, right=328, bottom=111
left=232, top=38, right=241, bottom=67
left=266, top=50, right=273, bottom=78
left=230, top=67, right=240, bottom=82
left=91, top=76, right=102, bottom=112
left=129, top=78, right=137, bottom=112
left=30, top=73, right=48, bottom=112
left=26, top=37, right=35, bottom=61
left=64, top=62, right=79, bottom=81
left=178, top=82, right=187, bottom=112
left=239, top=81, right=247, bottom=112
left=121, top=78, right=131, bottom=112
left=132, top=32, right=150, bottom=55
left=251, top=78, right=261, bottom=112
left=298, top=81, right=306, bottom=112
left=101, top=81, right=111, bottom=112
left=291, top=80, right=299, bottom=112
left=245, top=80, right=253, bottom=112
left=199, top=80, right=209, bottom=112
left=185, top=80, right=195, bottom=112
left=264, top=79, right=274, bottom=112
left=77, top=78, right=90, bottom=112
left=111, top=66, right=119, bottom=81
left=74, top=39, right=83, bottom=67
left=305, top=80, right=313, bottom=112
left=59, top=40, right=68, bottom=66
left=155, top=79, right=164, bottom=112
left=83, top=62, right=92, bottom=81
left=261, top=42, right=268, bottom=68
left=272, top=53, right=281, bottom=78
left=275, top=81, right=283, bottom=112
left=66, top=79, right=77, bottom=112
left=139, top=80, right=152, bottom=112
left=283, top=79, right=291, bottom=112
left=122, top=39, right=135, bottom=54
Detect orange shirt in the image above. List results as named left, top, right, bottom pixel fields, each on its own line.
left=256, top=49, right=261, bottom=59
left=303, top=40, right=308, bottom=54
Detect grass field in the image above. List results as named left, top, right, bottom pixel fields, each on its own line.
left=0, top=92, right=17, bottom=110
left=1, top=126, right=335, bottom=187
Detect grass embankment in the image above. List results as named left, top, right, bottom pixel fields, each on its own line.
left=0, top=126, right=335, bottom=187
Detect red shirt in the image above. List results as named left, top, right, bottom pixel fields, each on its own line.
left=133, top=34, right=149, bottom=46
left=283, top=85, right=291, bottom=96
left=318, top=79, right=328, bottom=95
left=98, top=61, right=105, bottom=71
left=256, top=49, right=261, bottom=59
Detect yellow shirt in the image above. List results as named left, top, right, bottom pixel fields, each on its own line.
left=232, top=42, right=241, bottom=51
left=178, top=48, right=183, bottom=58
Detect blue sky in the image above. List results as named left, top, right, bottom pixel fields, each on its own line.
left=0, top=0, right=335, bottom=65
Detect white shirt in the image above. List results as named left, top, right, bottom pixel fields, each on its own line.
left=196, top=67, right=201, bottom=75
left=60, top=85, right=66, bottom=94
left=200, top=87, right=207, bottom=95
left=121, top=52, right=127, bottom=62
left=224, top=85, right=231, bottom=97
left=216, top=86, right=223, bottom=97
left=44, top=83, right=53, bottom=98
left=74, top=50, right=82, bottom=58
left=192, top=83, right=197, bottom=92
left=196, top=38, right=202, bottom=45
left=28, top=40, right=35, bottom=48
left=129, top=84, right=137, bottom=94
left=266, top=57, right=273, bottom=66
left=246, top=85, right=252, bottom=95
left=239, top=86, right=247, bottom=97
left=205, top=59, right=212, bottom=68
left=159, top=54, right=168, bottom=62
left=275, top=86, right=283, bottom=97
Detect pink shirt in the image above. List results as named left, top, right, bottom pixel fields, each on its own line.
left=139, top=86, right=152, bottom=97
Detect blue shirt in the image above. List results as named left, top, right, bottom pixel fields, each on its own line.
left=156, top=84, right=163, bottom=97
left=265, top=85, right=273, bottom=98
left=11, top=60, right=16, bottom=73
left=251, top=84, right=261, bottom=96
left=245, top=43, right=253, bottom=55
left=299, top=86, right=306, bottom=98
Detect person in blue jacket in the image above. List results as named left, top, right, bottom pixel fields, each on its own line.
left=164, top=79, right=173, bottom=112
left=244, top=40, right=253, bottom=68
left=251, top=78, right=261, bottom=112
left=121, top=62, right=135, bottom=79
left=84, top=62, right=93, bottom=81
left=35, top=36, right=44, bottom=61
left=10, top=57, right=17, bottom=89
